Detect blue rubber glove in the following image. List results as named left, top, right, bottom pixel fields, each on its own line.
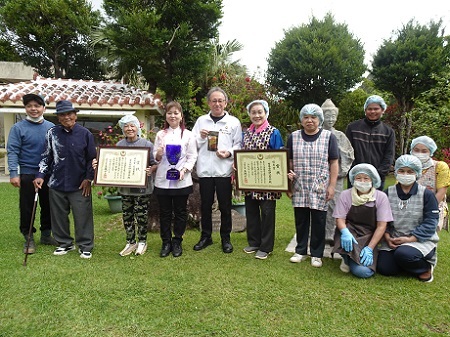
left=340, top=228, right=357, bottom=252
left=360, top=246, right=374, bottom=266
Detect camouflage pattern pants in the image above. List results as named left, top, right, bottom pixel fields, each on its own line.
left=121, top=194, right=150, bottom=243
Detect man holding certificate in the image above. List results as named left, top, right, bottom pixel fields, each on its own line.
left=192, top=87, right=242, bottom=253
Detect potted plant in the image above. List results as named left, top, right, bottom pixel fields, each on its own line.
left=97, top=186, right=122, bottom=213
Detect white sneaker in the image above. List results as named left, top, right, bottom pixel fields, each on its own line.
left=79, top=250, right=92, bottom=259
left=53, top=245, right=75, bottom=256
left=135, top=242, right=147, bottom=256
left=119, top=243, right=137, bottom=256
left=289, top=253, right=308, bottom=263
left=340, top=259, right=350, bottom=273
left=311, top=257, right=323, bottom=268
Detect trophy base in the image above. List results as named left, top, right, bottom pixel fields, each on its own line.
left=166, top=169, right=180, bottom=181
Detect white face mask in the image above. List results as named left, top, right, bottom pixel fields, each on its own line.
left=413, top=152, right=430, bottom=164
left=396, top=174, right=416, bottom=186
left=353, top=181, right=372, bottom=193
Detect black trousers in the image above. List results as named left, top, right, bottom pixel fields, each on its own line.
left=199, top=177, right=232, bottom=240
left=157, top=194, right=189, bottom=244
left=245, top=197, right=276, bottom=253
left=377, top=246, right=435, bottom=276
left=294, top=207, right=326, bottom=258
left=19, top=174, right=51, bottom=236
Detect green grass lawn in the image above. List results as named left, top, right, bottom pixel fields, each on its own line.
left=0, top=181, right=449, bottom=336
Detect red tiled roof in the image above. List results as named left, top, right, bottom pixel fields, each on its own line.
left=0, top=77, right=163, bottom=112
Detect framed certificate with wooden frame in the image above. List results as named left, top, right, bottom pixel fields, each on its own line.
left=94, top=146, right=149, bottom=188
left=233, top=149, right=289, bottom=192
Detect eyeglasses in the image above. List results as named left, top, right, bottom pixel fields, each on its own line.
left=209, top=99, right=225, bottom=104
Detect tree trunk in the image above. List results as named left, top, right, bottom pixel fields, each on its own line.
left=404, top=113, right=413, bottom=154
left=399, top=111, right=407, bottom=155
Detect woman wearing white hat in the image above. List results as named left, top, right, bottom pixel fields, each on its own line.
left=332, top=163, right=393, bottom=278
left=241, top=100, right=284, bottom=260
left=287, top=103, right=339, bottom=268
left=115, top=115, right=157, bottom=257
left=410, top=136, right=450, bottom=231
left=377, top=155, right=439, bottom=283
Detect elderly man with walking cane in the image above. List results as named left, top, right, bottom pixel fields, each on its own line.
left=34, top=100, right=97, bottom=259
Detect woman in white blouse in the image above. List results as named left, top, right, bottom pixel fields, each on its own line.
left=154, top=101, right=198, bottom=258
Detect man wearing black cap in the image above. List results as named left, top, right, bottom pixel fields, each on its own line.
left=34, top=100, right=97, bottom=259
left=7, top=93, right=57, bottom=254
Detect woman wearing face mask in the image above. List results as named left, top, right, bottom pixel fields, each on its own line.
left=410, top=136, right=450, bottom=231
left=377, top=155, right=439, bottom=283
left=332, top=164, right=393, bottom=278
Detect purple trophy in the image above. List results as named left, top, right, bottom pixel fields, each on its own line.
left=165, top=144, right=182, bottom=180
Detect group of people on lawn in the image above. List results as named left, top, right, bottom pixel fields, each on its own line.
left=7, top=88, right=448, bottom=283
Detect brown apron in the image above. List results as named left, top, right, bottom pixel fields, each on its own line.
left=332, top=204, right=378, bottom=271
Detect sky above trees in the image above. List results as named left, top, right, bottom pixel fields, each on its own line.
left=214, top=0, right=450, bottom=76
left=90, top=0, right=450, bottom=77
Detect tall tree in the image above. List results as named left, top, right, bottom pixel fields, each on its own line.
left=266, top=13, right=366, bottom=110
left=410, top=71, right=450, bottom=157
left=96, top=0, right=222, bottom=100
left=0, top=38, right=20, bottom=61
left=0, top=0, right=104, bottom=79
left=371, top=19, right=450, bottom=154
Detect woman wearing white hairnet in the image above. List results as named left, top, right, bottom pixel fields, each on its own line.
left=332, top=164, right=393, bottom=278
left=241, top=100, right=284, bottom=260
left=113, top=115, right=156, bottom=256
left=377, top=155, right=439, bottom=282
left=287, top=104, right=339, bottom=268
left=410, top=136, right=450, bottom=231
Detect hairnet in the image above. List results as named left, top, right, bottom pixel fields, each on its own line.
left=395, top=154, right=422, bottom=178
left=118, top=115, right=141, bottom=137
left=299, top=104, right=324, bottom=126
left=246, top=100, right=269, bottom=117
left=410, top=136, right=437, bottom=156
left=364, top=95, right=387, bottom=112
left=348, top=163, right=381, bottom=188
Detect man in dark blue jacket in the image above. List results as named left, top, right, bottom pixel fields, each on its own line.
left=34, top=100, right=97, bottom=259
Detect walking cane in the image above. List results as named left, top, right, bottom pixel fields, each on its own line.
left=23, top=188, right=39, bottom=267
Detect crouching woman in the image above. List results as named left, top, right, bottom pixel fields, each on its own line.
left=332, top=163, right=393, bottom=278
left=377, top=155, right=439, bottom=283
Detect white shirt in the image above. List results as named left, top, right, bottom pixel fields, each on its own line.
left=192, top=112, right=242, bottom=178
left=153, top=127, right=198, bottom=189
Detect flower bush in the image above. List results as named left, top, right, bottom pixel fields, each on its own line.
left=97, top=124, right=123, bottom=146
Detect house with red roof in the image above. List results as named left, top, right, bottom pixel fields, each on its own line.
left=0, top=74, right=164, bottom=175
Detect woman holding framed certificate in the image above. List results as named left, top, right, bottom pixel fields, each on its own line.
left=154, top=101, right=198, bottom=258
left=115, top=115, right=157, bottom=257
left=241, top=100, right=284, bottom=260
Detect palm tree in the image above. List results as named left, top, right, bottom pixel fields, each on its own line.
left=204, top=38, right=247, bottom=85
